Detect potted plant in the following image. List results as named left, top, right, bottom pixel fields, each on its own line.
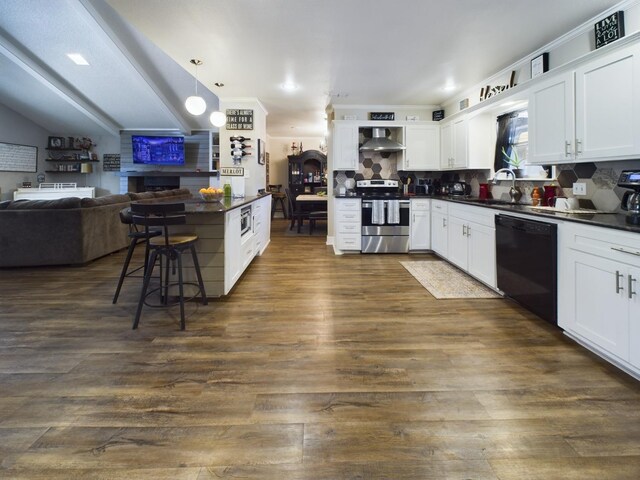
left=501, top=146, right=524, bottom=178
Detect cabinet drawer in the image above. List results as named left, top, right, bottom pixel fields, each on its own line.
left=336, top=234, right=361, bottom=250
left=411, top=199, right=431, bottom=211
left=335, top=210, right=361, bottom=223
left=335, top=199, right=361, bottom=211
left=565, top=223, right=640, bottom=267
left=337, top=222, right=360, bottom=234
left=449, top=203, right=495, bottom=228
left=432, top=200, right=448, bottom=213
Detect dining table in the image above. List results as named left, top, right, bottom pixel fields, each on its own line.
left=295, top=194, right=328, bottom=233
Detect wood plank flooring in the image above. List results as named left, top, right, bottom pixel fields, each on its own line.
left=1, top=218, right=639, bottom=479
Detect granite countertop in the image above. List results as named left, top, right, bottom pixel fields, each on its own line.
left=179, top=193, right=270, bottom=214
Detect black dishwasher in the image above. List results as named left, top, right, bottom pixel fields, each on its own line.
left=495, top=214, right=557, bottom=326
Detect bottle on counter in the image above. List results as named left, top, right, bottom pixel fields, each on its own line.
left=223, top=181, right=232, bottom=199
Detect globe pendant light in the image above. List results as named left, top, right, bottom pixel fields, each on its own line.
left=185, top=59, right=206, bottom=116
left=209, top=110, right=226, bottom=127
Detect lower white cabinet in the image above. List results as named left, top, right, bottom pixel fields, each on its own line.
left=446, top=203, right=497, bottom=288
left=334, top=198, right=361, bottom=252
left=559, top=223, right=640, bottom=373
left=253, top=195, right=271, bottom=256
left=431, top=200, right=448, bottom=257
left=410, top=198, right=431, bottom=250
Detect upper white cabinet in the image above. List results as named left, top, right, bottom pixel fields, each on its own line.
left=440, top=117, right=468, bottom=169
left=332, top=122, right=359, bottom=170
left=400, top=124, right=440, bottom=171
left=529, top=42, right=640, bottom=164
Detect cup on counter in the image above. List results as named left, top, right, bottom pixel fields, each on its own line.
left=552, top=197, right=579, bottom=210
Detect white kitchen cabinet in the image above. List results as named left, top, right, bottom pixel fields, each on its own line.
left=440, top=117, right=468, bottom=169
left=332, top=122, right=359, bottom=170
left=253, top=195, right=271, bottom=256
left=334, top=197, right=361, bottom=252
left=410, top=198, right=431, bottom=250
left=400, top=124, right=440, bottom=171
left=529, top=42, right=640, bottom=164
left=224, top=208, right=242, bottom=294
left=447, top=203, right=496, bottom=288
left=559, top=223, right=640, bottom=375
left=431, top=200, right=448, bottom=258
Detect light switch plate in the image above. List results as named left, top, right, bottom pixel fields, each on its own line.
left=573, top=182, right=587, bottom=195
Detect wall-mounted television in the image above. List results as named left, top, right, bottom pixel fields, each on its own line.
left=132, top=135, right=185, bottom=165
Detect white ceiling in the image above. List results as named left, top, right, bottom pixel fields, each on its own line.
left=0, top=0, right=624, bottom=139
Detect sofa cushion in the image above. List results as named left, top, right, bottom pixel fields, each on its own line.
left=169, top=188, right=192, bottom=197
left=5, top=197, right=82, bottom=210
left=0, top=200, right=11, bottom=210
left=80, top=194, right=131, bottom=207
left=128, top=191, right=156, bottom=200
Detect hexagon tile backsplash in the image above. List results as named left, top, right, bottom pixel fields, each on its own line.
left=332, top=155, right=640, bottom=212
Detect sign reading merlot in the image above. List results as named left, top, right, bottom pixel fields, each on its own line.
left=595, top=11, right=625, bottom=49
left=226, top=109, right=254, bottom=130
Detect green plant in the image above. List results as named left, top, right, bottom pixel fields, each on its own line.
left=502, top=146, right=523, bottom=168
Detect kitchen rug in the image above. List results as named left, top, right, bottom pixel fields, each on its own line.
left=400, top=260, right=501, bottom=299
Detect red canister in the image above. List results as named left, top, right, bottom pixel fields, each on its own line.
left=543, top=185, right=557, bottom=206
left=479, top=183, right=491, bottom=200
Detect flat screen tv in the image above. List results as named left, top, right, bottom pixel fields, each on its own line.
left=132, top=135, right=185, bottom=165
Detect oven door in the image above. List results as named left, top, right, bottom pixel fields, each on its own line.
left=361, top=200, right=410, bottom=235
left=240, top=205, right=252, bottom=236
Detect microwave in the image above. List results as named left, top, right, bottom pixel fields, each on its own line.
left=240, top=205, right=252, bottom=236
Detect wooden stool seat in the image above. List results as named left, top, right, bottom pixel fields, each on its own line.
left=148, top=235, right=198, bottom=247
left=269, top=187, right=287, bottom=219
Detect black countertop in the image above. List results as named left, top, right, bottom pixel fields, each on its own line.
left=334, top=193, right=640, bottom=234
left=165, top=193, right=270, bottom=214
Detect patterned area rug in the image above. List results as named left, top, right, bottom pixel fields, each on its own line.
left=400, top=260, right=501, bottom=299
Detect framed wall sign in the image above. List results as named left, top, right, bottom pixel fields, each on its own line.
left=0, top=142, right=37, bottom=172
left=531, top=52, right=549, bottom=78
left=102, top=154, right=121, bottom=172
left=226, top=109, right=254, bottom=130
left=432, top=110, right=445, bottom=121
left=595, top=11, right=625, bottom=49
left=220, top=166, right=244, bottom=176
left=257, top=139, right=265, bottom=165
left=369, top=112, right=395, bottom=121
left=47, top=136, right=65, bottom=149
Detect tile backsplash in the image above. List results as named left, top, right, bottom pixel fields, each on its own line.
left=333, top=154, right=640, bottom=212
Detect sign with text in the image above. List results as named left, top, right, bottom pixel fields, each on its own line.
left=102, top=154, right=121, bottom=172
left=595, top=11, right=625, bottom=49
left=220, top=166, right=245, bottom=176
left=226, top=109, right=254, bottom=130
left=369, top=112, right=395, bottom=121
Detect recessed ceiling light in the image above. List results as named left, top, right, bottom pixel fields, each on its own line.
left=214, top=82, right=224, bottom=87
left=67, top=53, right=89, bottom=66
left=281, top=82, right=298, bottom=92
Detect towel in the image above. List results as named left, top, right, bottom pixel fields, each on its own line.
left=372, top=200, right=385, bottom=225
left=387, top=200, right=400, bottom=224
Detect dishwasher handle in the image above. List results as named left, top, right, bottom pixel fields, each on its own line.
left=496, top=214, right=556, bottom=236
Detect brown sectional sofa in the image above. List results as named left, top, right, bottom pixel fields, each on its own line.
left=0, top=188, right=192, bottom=267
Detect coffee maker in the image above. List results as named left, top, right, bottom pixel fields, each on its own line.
left=618, top=170, right=640, bottom=225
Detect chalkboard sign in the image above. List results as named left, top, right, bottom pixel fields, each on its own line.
left=369, top=112, right=395, bottom=121
left=595, top=11, right=624, bottom=49
left=226, top=109, right=254, bottom=130
left=103, top=154, right=121, bottom=172
left=432, top=109, right=445, bottom=121
left=0, top=142, right=37, bottom=172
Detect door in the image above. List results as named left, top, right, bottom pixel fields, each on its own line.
left=451, top=118, right=468, bottom=168
left=404, top=124, right=440, bottom=170
left=333, top=123, right=359, bottom=170
left=528, top=71, right=575, bottom=164
left=440, top=122, right=454, bottom=169
left=629, top=266, right=640, bottom=368
left=568, top=249, right=630, bottom=361
left=575, top=43, right=640, bottom=160
left=467, top=221, right=496, bottom=288
left=447, top=215, right=468, bottom=270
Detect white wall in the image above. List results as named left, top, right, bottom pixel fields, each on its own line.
left=267, top=136, right=325, bottom=188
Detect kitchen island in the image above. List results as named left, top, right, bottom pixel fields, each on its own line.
left=163, top=194, right=271, bottom=298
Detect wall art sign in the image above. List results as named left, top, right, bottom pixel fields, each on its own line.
left=480, top=71, right=517, bottom=102
left=102, top=154, right=121, bottom=172
left=0, top=142, right=37, bottom=172
left=369, top=112, right=395, bottom=121
left=220, top=166, right=244, bottom=176
left=226, top=109, right=254, bottom=130
left=432, top=110, right=445, bottom=121
left=595, top=11, right=625, bottom=49
left=531, top=52, right=549, bottom=78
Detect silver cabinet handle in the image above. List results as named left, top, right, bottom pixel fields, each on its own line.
left=443, top=218, right=447, bottom=228
left=462, top=224, right=467, bottom=236
left=611, top=246, right=640, bottom=257
left=576, top=139, right=582, bottom=154
left=616, top=270, right=624, bottom=294
left=630, top=275, right=637, bottom=299
left=565, top=141, right=571, bottom=157
left=467, top=225, right=471, bottom=237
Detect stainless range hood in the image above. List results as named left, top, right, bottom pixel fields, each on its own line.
left=360, top=127, right=406, bottom=153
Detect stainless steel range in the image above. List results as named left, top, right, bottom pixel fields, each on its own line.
left=356, top=179, right=410, bottom=253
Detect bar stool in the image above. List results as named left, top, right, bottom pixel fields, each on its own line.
left=130, top=202, right=207, bottom=330
left=269, top=184, right=287, bottom=219
left=308, top=210, right=327, bottom=235
left=112, top=207, right=162, bottom=304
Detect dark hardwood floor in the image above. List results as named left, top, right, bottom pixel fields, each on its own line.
left=1, top=218, right=639, bottom=479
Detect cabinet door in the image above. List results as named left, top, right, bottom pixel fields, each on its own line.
left=333, top=123, right=359, bottom=170
left=629, top=267, right=640, bottom=368
left=566, top=249, right=630, bottom=361
left=440, top=122, right=454, bottom=169
left=467, top=221, right=496, bottom=288
left=575, top=43, right=640, bottom=160
left=431, top=210, right=448, bottom=257
left=224, top=209, right=242, bottom=294
left=410, top=210, right=431, bottom=250
left=528, top=71, right=575, bottom=164
left=452, top=118, right=468, bottom=169
left=447, top=215, right=468, bottom=270
left=404, top=124, right=440, bottom=170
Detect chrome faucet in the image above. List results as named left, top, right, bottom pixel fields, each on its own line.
left=492, top=168, right=522, bottom=203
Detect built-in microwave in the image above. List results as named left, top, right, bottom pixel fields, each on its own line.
left=240, top=205, right=252, bottom=236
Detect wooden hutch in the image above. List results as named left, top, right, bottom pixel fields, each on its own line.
left=287, top=149, right=327, bottom=197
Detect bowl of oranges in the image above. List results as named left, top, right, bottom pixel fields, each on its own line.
left=199, top=187, right=224, bottom=202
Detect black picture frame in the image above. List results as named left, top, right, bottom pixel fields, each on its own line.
left=595, top=11, right=625, bottom=49
left=531, top=52, right=549, bottom=78
left=47, top=136, right=65, bottom=149
left=257, top=139, right=265, bottom=165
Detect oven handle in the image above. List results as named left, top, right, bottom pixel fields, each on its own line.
left=362, top=200, right=410, bottom=208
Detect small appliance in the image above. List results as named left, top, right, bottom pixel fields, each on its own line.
left=449, top=181, right=471, bottom=196
left=618, top=170, right=640, bottom=225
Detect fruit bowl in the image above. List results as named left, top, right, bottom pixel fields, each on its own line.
left=199, top=190, right=224, bottom=202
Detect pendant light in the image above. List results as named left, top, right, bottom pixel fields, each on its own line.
left=185, top=59, right=206, bottom=116
left=209, top=110, right=226, bottom=127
